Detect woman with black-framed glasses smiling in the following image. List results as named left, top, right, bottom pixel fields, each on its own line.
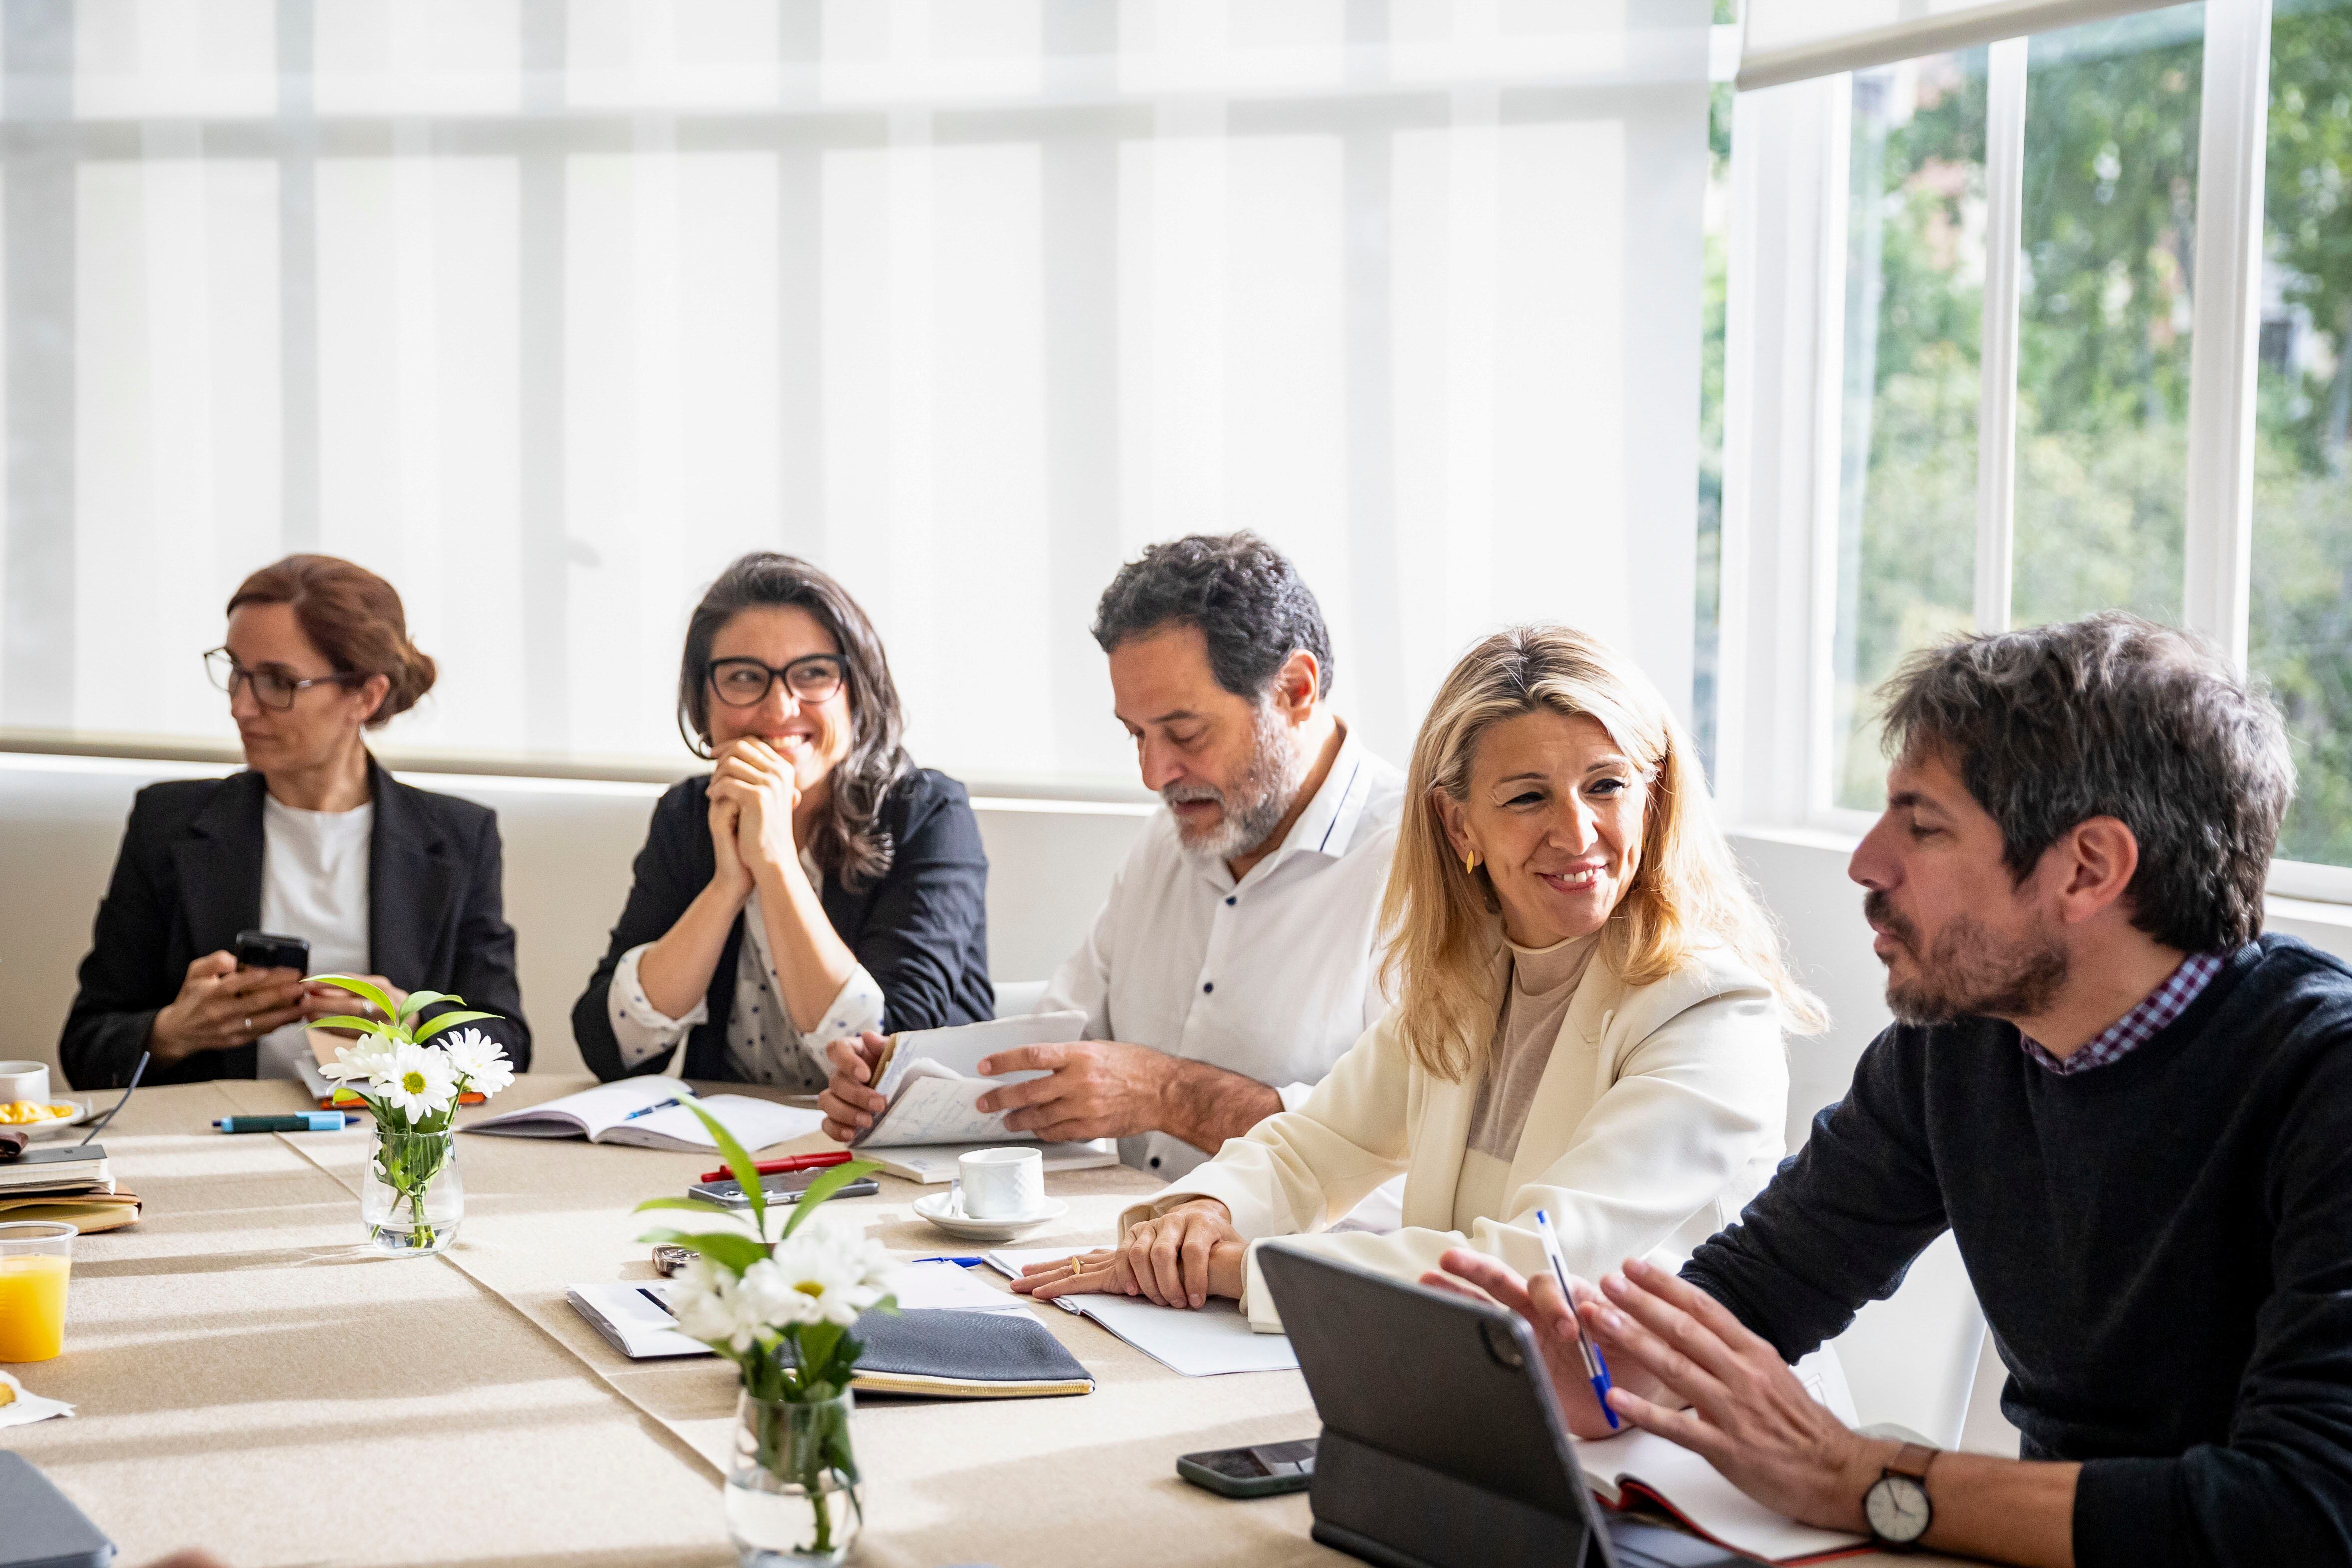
left=571, top=553, right=994, bottom=1086
left=58, top=555, right=529, bottom=1089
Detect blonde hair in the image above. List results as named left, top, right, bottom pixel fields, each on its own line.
left=1379, top=625, right=1826, bottom=1080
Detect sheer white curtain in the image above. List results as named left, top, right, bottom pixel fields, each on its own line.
left=2, top=0, right=1710, bottom=790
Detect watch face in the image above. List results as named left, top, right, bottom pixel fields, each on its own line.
left=1866, top=1475, right=1932, bottom=1544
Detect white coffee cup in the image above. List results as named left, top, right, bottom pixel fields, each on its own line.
left=958, top=1147, right=1045, bottom=1220
left=0, top=1061, right=51, bottom=1106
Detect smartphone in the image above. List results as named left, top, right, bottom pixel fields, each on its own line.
left=234, top=929, right=311, bottom=973
left=688, top=1171, right=881, bottom=1210
left=1175, top=1439, right=1317, bottom=1499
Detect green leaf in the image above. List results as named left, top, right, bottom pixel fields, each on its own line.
left=676, top=1098, right=768, bottom=1241
left=780, top=1159, right=880, bottom=1241
left=397, top=989, right=455, bottom=1022
left=797, top=1320, right=844, bottom=1379
left=310, top=1015, right=403, bottom=1041
left=412, top=1008, right=502, bottom=1043
left=635, top=1227, right=769, bottom=1276
left=633, top=1195, right=744, bottom=1221
left=309, top=974, right=396, bottom=1019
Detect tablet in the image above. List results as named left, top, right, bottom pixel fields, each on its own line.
left=0, top=1451, right=115, bottom=1568
left=1255, top=1242, right=1740, bottom=1568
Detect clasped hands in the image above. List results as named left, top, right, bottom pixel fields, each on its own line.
left=706, top=736, right=803, bottom=897
left=816, top=1032, right=1181, bottom=1146
left=1424, top=1250, right=1901, bottom=1537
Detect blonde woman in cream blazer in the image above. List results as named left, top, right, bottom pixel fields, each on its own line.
left=1015, top=625, right=1824, bottom=1330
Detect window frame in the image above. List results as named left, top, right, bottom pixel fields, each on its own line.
left=1714, top=0, right=2336, bottom=901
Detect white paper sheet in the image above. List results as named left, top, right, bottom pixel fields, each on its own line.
left=889, top=1261, right=1037, bottom=1315
left=984, top=1247, right=1299, bottom=1377
left=859, top=1013, right=1087, bottom=1149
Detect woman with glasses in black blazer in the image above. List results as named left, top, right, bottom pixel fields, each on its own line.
left=59, top=555, right=529, bottom=1089
left=573, top=553, right=994, bottom=1086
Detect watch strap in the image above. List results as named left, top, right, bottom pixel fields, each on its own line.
left=1886, top=1442, right=1937, bottom=1483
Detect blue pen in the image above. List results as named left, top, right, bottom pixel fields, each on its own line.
left=910, top=1255, right=987, bottom=1267
left=619, top=1093, right=694, bottom=1123
left=1534, top=1208, right=1617, bottom=1430
left=213, top=1112, right=347, bottom=1133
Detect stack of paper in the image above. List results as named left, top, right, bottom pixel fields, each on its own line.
left=983, top=1248, right=1299, bottom=1378
left=856, top=1014, right=1089, bottom=1148
left=1579, top=1427, right=1867, bottom=1563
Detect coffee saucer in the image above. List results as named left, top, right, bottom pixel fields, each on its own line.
left=911, top=1189, right=1069, bottom=1243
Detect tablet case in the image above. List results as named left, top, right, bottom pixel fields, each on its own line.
left=0, top=1452, right=116, bottom=1568
left=1256, top=1244, right=1740, bottom=1568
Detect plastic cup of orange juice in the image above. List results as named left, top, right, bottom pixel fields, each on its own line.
left=0, top=1221, right=75, bottom=1362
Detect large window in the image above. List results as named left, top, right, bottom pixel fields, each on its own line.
left=1829, top=51, right=1988, bottom=808
left=2011, top=9, right=2204, bottom=631
left=1727, top=0, right=2352, bottom=891
left=2252, top=0, right=2352, bottom=867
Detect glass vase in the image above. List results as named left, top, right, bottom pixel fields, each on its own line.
left=360, top=1128, right=463, bottom=1256
left=726, top=1389, right=863, bottom=1567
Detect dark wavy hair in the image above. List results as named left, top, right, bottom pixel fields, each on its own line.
left=1090, top=532, right=1336, bottom=702
left=677, top=553, right=909, bottom=890
left=1879, top=612, right=2294, bottom=954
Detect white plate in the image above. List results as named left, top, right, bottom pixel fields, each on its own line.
left=910, top=1189, right=1068, bottom=1242
left=13, top=1099, right=93, bottom=1139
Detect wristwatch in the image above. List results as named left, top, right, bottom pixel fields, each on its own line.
left=1863, top=1442, right=1937, bottom=1550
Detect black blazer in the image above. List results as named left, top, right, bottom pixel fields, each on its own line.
left=572, top=767, right=993, bottom=1082
left=58, top=758, right=530, bottom=1089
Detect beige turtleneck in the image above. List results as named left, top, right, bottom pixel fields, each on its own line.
left=1453, top=930, right=1599, bottom=1232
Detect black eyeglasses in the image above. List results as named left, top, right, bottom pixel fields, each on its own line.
left=707, top=655, right=846, bottom=709
left=205, top=648, right=364, bottom=711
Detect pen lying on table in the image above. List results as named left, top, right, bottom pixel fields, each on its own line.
left=696, top=1149, right=854, bottom=1184
left=214, top=1113, right=349, bottom=1134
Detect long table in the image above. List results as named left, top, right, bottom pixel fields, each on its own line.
left=7, top=1077, right=1948, bottom=1567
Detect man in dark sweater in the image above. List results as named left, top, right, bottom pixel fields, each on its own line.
left=1432, top=613, right=2352, bottom=1567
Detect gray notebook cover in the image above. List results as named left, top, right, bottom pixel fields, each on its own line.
left=789, top=1307, right=1093, bottom=1392
left=0, top=1453, right=115, bottom=1568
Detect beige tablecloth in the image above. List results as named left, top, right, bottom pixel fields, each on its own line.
left=3, top=1077, right=1952, bottom=1568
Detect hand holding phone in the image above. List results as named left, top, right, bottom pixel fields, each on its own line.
left=148, top=943, right=311, bottom=1064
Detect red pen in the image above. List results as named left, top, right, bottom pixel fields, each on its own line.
left=697, top=1149, right=852, bottom=1184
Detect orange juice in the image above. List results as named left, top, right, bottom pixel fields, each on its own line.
left=0, top=1254, right=70, bottom=1361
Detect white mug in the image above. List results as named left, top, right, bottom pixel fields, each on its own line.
left=958, top=1146, right=1045, bottom=1220
left=0, top=1061, right=51, bottom=1105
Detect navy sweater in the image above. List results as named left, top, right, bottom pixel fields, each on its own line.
left=1684, top=934, right=2352, bottom=1568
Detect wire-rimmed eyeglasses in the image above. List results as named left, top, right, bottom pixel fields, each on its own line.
left=205, top=648, right=364, bottom=711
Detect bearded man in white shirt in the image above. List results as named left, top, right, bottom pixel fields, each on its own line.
left=819, top=532, right=1405, bottom=1180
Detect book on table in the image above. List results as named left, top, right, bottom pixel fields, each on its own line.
left=0, top=1191, right=140, bottom=1233
left=0, top=1146, right=112, bottom=1199
left=463, top=1077, right=824, bottom=1153
left=568, top=1264, right=1094, bottom=1397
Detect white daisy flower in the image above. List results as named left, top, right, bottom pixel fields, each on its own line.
left=437, top=1028, right=515, bottom=1096
left=670, top=1257, right=772, bottom=1353
left=320, top=1040, right=394, bottom=1084
left=766, top=1219, right=896, bottom=1328
left=379, top=1042, right=459, bottom=1122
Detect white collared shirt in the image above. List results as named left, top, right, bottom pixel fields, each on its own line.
left=1040, top=725, right=1406, bottom=1180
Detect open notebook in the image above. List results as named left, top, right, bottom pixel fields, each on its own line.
left=984, top=1247, right=1299, bottom=1378
left=465, top=1077, right=823, bottom=1153
left=1578, top=1426, right=1868, bottom=1564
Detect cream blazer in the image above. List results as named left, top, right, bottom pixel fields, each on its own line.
left=1119, top=941, right=1791, bottom=1331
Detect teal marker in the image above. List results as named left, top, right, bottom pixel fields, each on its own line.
left=212, top=1112, right=348, bottom=1133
